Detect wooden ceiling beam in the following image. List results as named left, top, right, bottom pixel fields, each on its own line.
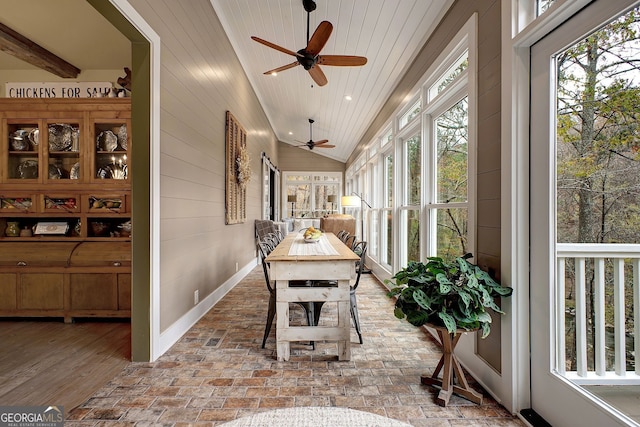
left=0, top=22, right=80, bottom=78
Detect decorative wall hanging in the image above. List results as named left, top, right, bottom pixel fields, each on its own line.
left=225, top=111, right=248, bottom=224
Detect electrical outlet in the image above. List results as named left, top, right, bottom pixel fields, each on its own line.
left=194, top=290, right=199, bottom=305
left=235, top=262, right=239, bottom=272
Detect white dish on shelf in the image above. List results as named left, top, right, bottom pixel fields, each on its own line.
left=48, top=124, right=74, bottom=151
left=18, top=160, right=38, bottom=179
left=117, top=125, right=127, bottom=150
left=29, top=128, right=39, bottom=146
left=70, top=162, right=80, bottom=179
left=48, top=164, right=61, bottom=179
left=97, top=130, right=118, bottom=151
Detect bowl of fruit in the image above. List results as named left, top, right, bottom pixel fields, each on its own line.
left=303, top=226, right=322, bottom=243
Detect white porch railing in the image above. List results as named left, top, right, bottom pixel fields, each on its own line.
left=557, top=243, right=640, bottom=385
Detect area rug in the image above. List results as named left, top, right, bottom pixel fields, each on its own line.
left=219, top=407, right=412, bottom=427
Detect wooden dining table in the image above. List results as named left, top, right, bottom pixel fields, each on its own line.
left=265, top=231, right=360, bottom=361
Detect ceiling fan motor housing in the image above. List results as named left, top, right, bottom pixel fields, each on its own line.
left=297, top=50, right=318, bottom=70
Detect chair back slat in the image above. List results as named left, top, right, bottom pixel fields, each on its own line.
left=351, top=241, right=368, bottom=290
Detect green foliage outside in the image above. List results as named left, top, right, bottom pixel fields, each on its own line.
left=555, top=7, right=640, bottom=371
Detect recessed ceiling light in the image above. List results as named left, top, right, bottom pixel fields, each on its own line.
left=344, top=95, right=352, bottom=101
left=271, top=72, right=277, bottom=76
left=288, top=131, right=293, bottom=135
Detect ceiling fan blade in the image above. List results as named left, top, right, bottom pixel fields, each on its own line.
left=306, top=21, right=333, bottom=55
left=315, top=144, right=335, bottom=148
left=308, top=65, right=328, bottom=86
left=263, top=62, right=299, bottom=75
left=318, top=55, right=367, bottom=67
left=251, top=36, right=301, bottom=58
left=313, top=139, right=329, bottom=145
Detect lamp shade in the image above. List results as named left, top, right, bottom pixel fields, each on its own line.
left=287, top=195, right=296, bottom=202
left=341, top=195, right=360, bottom=207
left=327, top=195, right=337, bottom=203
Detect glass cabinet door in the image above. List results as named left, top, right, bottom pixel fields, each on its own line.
left=92, top=120, right=129, bottom=182
left=6, top=120, right=41, bottom=181
left=45, top=121, right=81, bottom=182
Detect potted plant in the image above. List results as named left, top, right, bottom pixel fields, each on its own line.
left=386, top=253, right=513, bottom=338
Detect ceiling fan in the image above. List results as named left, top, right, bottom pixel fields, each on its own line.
left=296, top=118, right=335, bottom=150
left=250, top=0, right=367, bottom=86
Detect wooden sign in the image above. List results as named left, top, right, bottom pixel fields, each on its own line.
left=6, top=82, right=113, bottom=98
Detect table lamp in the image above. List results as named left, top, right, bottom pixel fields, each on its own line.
left=287, top=195, right=296, bottom=217
left=327, top=195, right=337, bottom=213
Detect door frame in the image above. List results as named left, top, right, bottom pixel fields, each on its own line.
left=502, top=0, right=593, bottom=413
left=95, top=0, right=162, bottom=361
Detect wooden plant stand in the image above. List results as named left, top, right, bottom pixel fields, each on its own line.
left=420, top=325, right=483, bottom=406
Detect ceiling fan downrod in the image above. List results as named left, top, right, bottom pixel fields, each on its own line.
left=303, top=0, right=316, bottom=45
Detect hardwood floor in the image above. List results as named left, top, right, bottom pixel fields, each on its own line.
left=0, top=318, right=130, bottom=410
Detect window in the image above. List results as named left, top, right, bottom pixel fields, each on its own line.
left=380, top=152, right=394, bottom=268
left=399, top=99, right=421, bottom=130
left=345, top=16, right=475, bottom=275
left=283, top=172, right=341, bottom=218
left=428, top=52, right=468, bottom=101
left=430, top=97, right=469, bottom=259
left=537, top=0, right=556, bottom=16
left=381, top=128, right=393, bottom=147
left=400, top=133, right=421, bottom=264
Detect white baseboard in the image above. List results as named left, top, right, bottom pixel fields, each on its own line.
left=157, top=258, right=258, bottom=356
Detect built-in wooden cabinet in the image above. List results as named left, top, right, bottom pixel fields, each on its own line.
left=0, top=98, right=131, bottom=321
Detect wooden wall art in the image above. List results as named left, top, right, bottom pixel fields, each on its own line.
left=225, top=111, right=248, bottom=224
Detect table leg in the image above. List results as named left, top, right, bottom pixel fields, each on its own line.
left=420, top=328, right=483, bottom=406
left=336, top=279, right=351, bottom=360
left=275, top=280, right=290, bottom=362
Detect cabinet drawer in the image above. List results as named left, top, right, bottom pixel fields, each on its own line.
left=0, top=242, right=78, bottom=266
left=69, top=241, right=130, bottom=267
left=0, top=195, right=36, bottom=213
left=41, top=194, right=80, bottom=213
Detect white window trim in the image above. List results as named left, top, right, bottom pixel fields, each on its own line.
left=282, top=171, right=342, bottom=218
left=502, top=0, right=593, bottom=414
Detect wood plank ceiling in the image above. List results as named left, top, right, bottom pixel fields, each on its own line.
left=211, top=0, right=452, bottom=162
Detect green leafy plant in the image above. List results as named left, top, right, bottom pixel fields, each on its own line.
left=386, top=253, right=513, bottom=338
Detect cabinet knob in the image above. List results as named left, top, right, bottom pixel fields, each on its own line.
left=16, top=261, right=27, bottom=266
left=113, top=261, right=122, bottom=267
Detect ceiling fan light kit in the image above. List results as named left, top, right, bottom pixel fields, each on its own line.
left=250, top=0, right=367, bottom=87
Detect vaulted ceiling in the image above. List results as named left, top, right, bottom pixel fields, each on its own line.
left=211, top=0, right=452, bottom=162
left=0, top=0, right=452, bottom=163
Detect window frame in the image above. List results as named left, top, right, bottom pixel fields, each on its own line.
left=282, top=171, right=342, bottom=218
left=345, top=14, right=477, bottom=275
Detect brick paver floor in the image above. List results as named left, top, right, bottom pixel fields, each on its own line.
left=67, top=266, right=525, bottom=426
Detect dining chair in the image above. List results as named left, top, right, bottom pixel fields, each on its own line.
left=263, top=232, right=281, bottom=248
left=343, top=234, right=356, bottom=250
left=311, top=240, right=368, bottom=344
left=348, top=241, right=367, bottom=344
left=336, top=230, right=349, bottom=241
left=255, top=219, right=278, bottom=241
left=257, top=239, right=316, bottom=348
